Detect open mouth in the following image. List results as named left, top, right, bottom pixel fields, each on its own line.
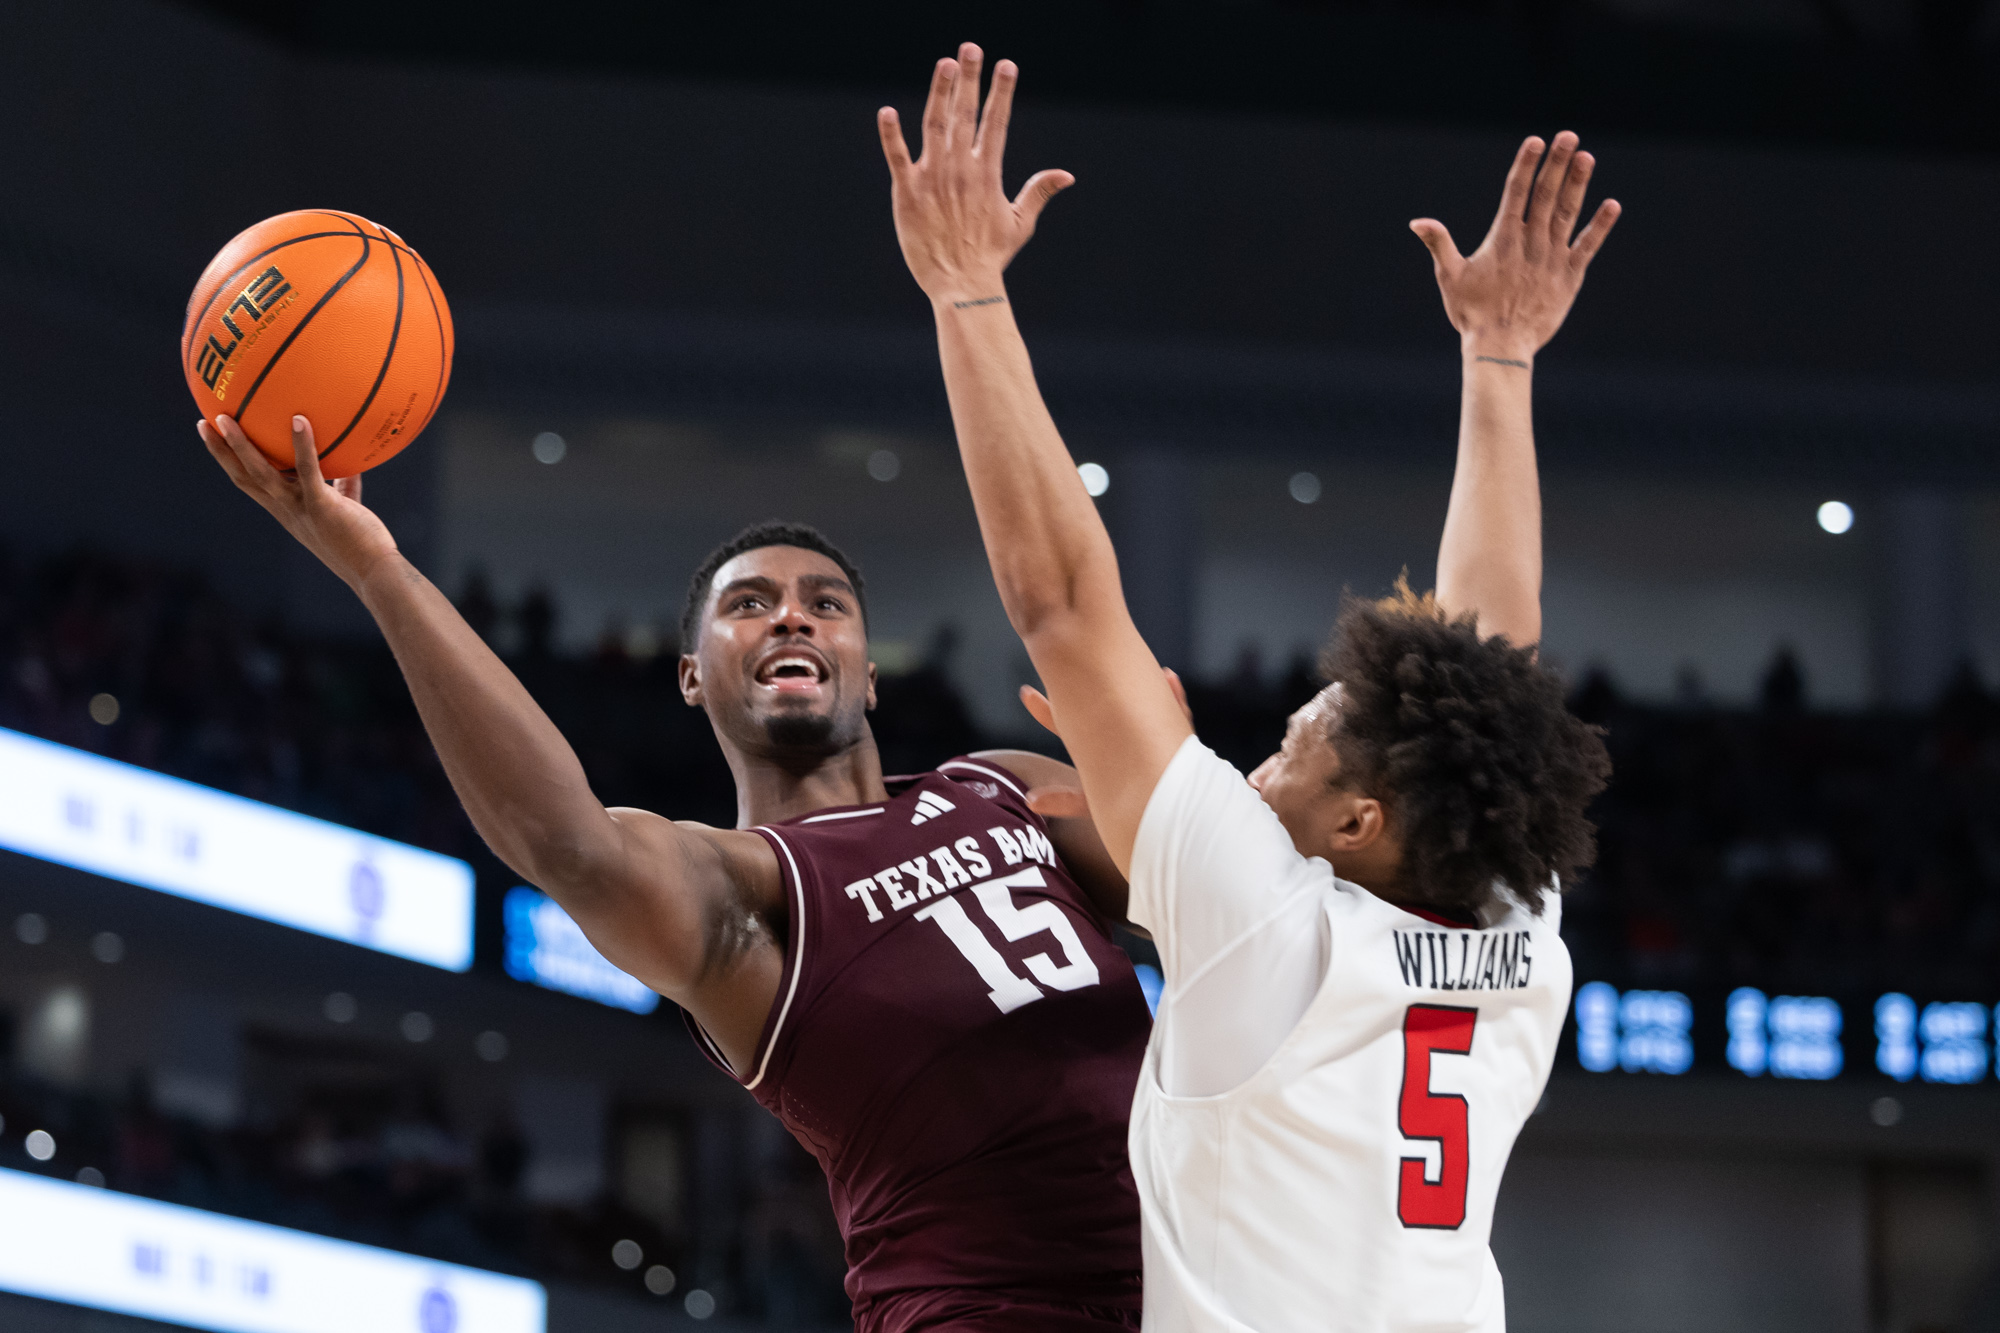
left=754, top=651, right=831, bottom=695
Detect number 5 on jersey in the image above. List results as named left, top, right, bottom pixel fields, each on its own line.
left=1398, top=1004, right=1476, bottom=1230
left=916, top=867, right=1101, bottom=1013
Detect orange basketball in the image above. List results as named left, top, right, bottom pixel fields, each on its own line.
left=182, top=210, right=454, bottom=479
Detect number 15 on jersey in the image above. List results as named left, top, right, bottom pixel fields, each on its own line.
left=916, top=867, right=1102, bottom=1014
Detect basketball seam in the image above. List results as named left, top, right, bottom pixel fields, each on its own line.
left=182, top=212, right=369, bottom=357
left=185, top=213, right=451, bottom=468
left=228, top=234, right=372, bottom=429
left=319, top=221, right=407, bottom=461
left=408, top=252, right=450, bottom=442
left=182, top=226, right=431, bottom=369
left=184, top=232, right=357, bottom=362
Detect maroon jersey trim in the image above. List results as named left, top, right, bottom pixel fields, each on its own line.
left=744, top=825, right=808, bottom=1091
left=688, top=1014, right=733, bottom=1074
left=689, top=825, right=810, bottom=1090
left=798, top=807, right=888, bottom=825
left=938, top=758, right=1029, bottom=800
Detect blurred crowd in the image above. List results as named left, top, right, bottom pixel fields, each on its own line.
left=2, top=544, right=1997, bottom=1318
left=1564, top=657, right=2000, bottom=994
left=0, top=1066, right=544, bottom=1276
left=1198, top=647, right=2000, bottom=996
left=0, top=549, right=991, bottom=862
left=0, top=547, right=473, bottom=856
left=4, top=544, right=1997, bottom=990
left=0, top=1055, right=848, bottom=1322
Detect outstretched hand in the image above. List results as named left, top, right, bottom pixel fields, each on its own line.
left=198, top=415, right=399, bottom=590
left=1019, top=669, right=1192, bottom=819
left=1410, top=132, right=1620, bottom=362
left=877, top=43, right=1074, bottom=302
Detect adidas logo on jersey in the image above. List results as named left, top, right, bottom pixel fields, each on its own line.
left=910, top=791, right=957, bottom=825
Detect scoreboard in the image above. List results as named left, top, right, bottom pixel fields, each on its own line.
left=1567, top=981, right=1995, bottom=1085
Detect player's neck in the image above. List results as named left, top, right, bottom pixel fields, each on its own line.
left=1328, top=841, right=1405, bottom=903
left=725, top=728, right=891, bottom=828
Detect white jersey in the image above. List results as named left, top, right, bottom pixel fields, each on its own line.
left=1127, top=739, right=1571, bottom=1333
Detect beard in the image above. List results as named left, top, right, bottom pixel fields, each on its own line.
left=761, top=709, right=841, bottom=752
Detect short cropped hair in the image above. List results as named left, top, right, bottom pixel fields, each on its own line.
left=679, top=521, right=868, bottom=649
left=1323, top=579, right=1610, bottom=920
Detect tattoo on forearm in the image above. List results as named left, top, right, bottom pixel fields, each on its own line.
left=952, top=296, right=1007, bottom=309
left=1474, top=355, right=1530, bottom=369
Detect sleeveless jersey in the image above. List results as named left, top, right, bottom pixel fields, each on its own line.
left=1126, top=740, right=1572, bottom=1333
left=686, top=757, right=1152, bottom=1330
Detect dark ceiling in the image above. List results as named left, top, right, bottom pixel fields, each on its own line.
left=176, top=0, right=2000, bottom=153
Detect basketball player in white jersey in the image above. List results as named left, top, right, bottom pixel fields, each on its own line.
left=880, top=46, right=1618, bottom=1331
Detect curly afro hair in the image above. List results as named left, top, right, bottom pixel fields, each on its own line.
left=1322, top=579, right=1610, bottom=920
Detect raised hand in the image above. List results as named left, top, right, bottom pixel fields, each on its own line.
left=878, top=43, right=1074, bottom=301
left=1018, top=669, right=1193, bottom=820
left=198, top=414, right=399, bottom=590
left=1409, top=132, right=1620, bottom=363
left=1020, top=668, right=1192, bottom=740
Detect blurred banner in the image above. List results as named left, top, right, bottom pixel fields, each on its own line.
left=0, top=1167, right=543, bottom=1332
left=503, top=886, right=660, bottom=1014
left=0, top=727, right=474, bottom=971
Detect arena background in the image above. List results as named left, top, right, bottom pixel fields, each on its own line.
left=0, top=1, right=1997, bottom=1329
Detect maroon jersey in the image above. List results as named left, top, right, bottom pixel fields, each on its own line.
left=686, top=757, right=1150, bottom=1330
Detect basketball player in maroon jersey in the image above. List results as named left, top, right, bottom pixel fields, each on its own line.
left=195, top=470, right=1153, bottom=1321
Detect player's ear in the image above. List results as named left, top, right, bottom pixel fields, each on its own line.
left=678, top=654, right=704, bottom=707
left=1327, top=795, right=1387, bottom=854
left=865, top=660, right=879, bottom=711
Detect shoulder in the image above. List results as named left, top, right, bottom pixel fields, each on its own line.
left=949, top=750, right=1053, bottom=801
left=1134, top=739, right=1289, bottom=856
left=606, top=809, right=785, bottom=914
left=1128, top=740, right=1324, bottom=896
left=923, top=751, right=1052, bottom=823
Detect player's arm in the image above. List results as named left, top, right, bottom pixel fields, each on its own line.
left=879, top=47, right=1189, bottom=875
left=970, top=667, right=1196, bottom=921
left=1415, top=133, right=1620, bottom=647
left=970, top=748, right=1129, bottom=918
left=198, top=416, right=780, bottom=1050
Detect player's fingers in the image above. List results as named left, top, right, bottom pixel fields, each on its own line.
left=919, top=57, right=955, bottom=159
left=1550, top=147, right=1594, bottom=247
left=1408, top=219, right=1463, bottom=273
left=977, top=59, right=1018, bottom=162
left=335, top=473, right=364, bottom=505
left=1026, top=786, right=1091, bottom=820
left=877, top=106, right=914, bottom=180
left=1525, top=131, right=1578, bottom=249
left=197, top=420, right=254, bottom=491
left=1013, top=169, right=1075, bottom=227
left=212, top=415, right=285, bottom=493
left=290, top=415, right=327, bottom=492
left=1492, top=136, right=1544, bottom=235
left=1018, top=683, right=1062, bottom=736
left=1162, top=667, right=1194, bottom=729
left=952, top=43, right=983, bottom=148
left=1568, top=198, right=1622, bottom=269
